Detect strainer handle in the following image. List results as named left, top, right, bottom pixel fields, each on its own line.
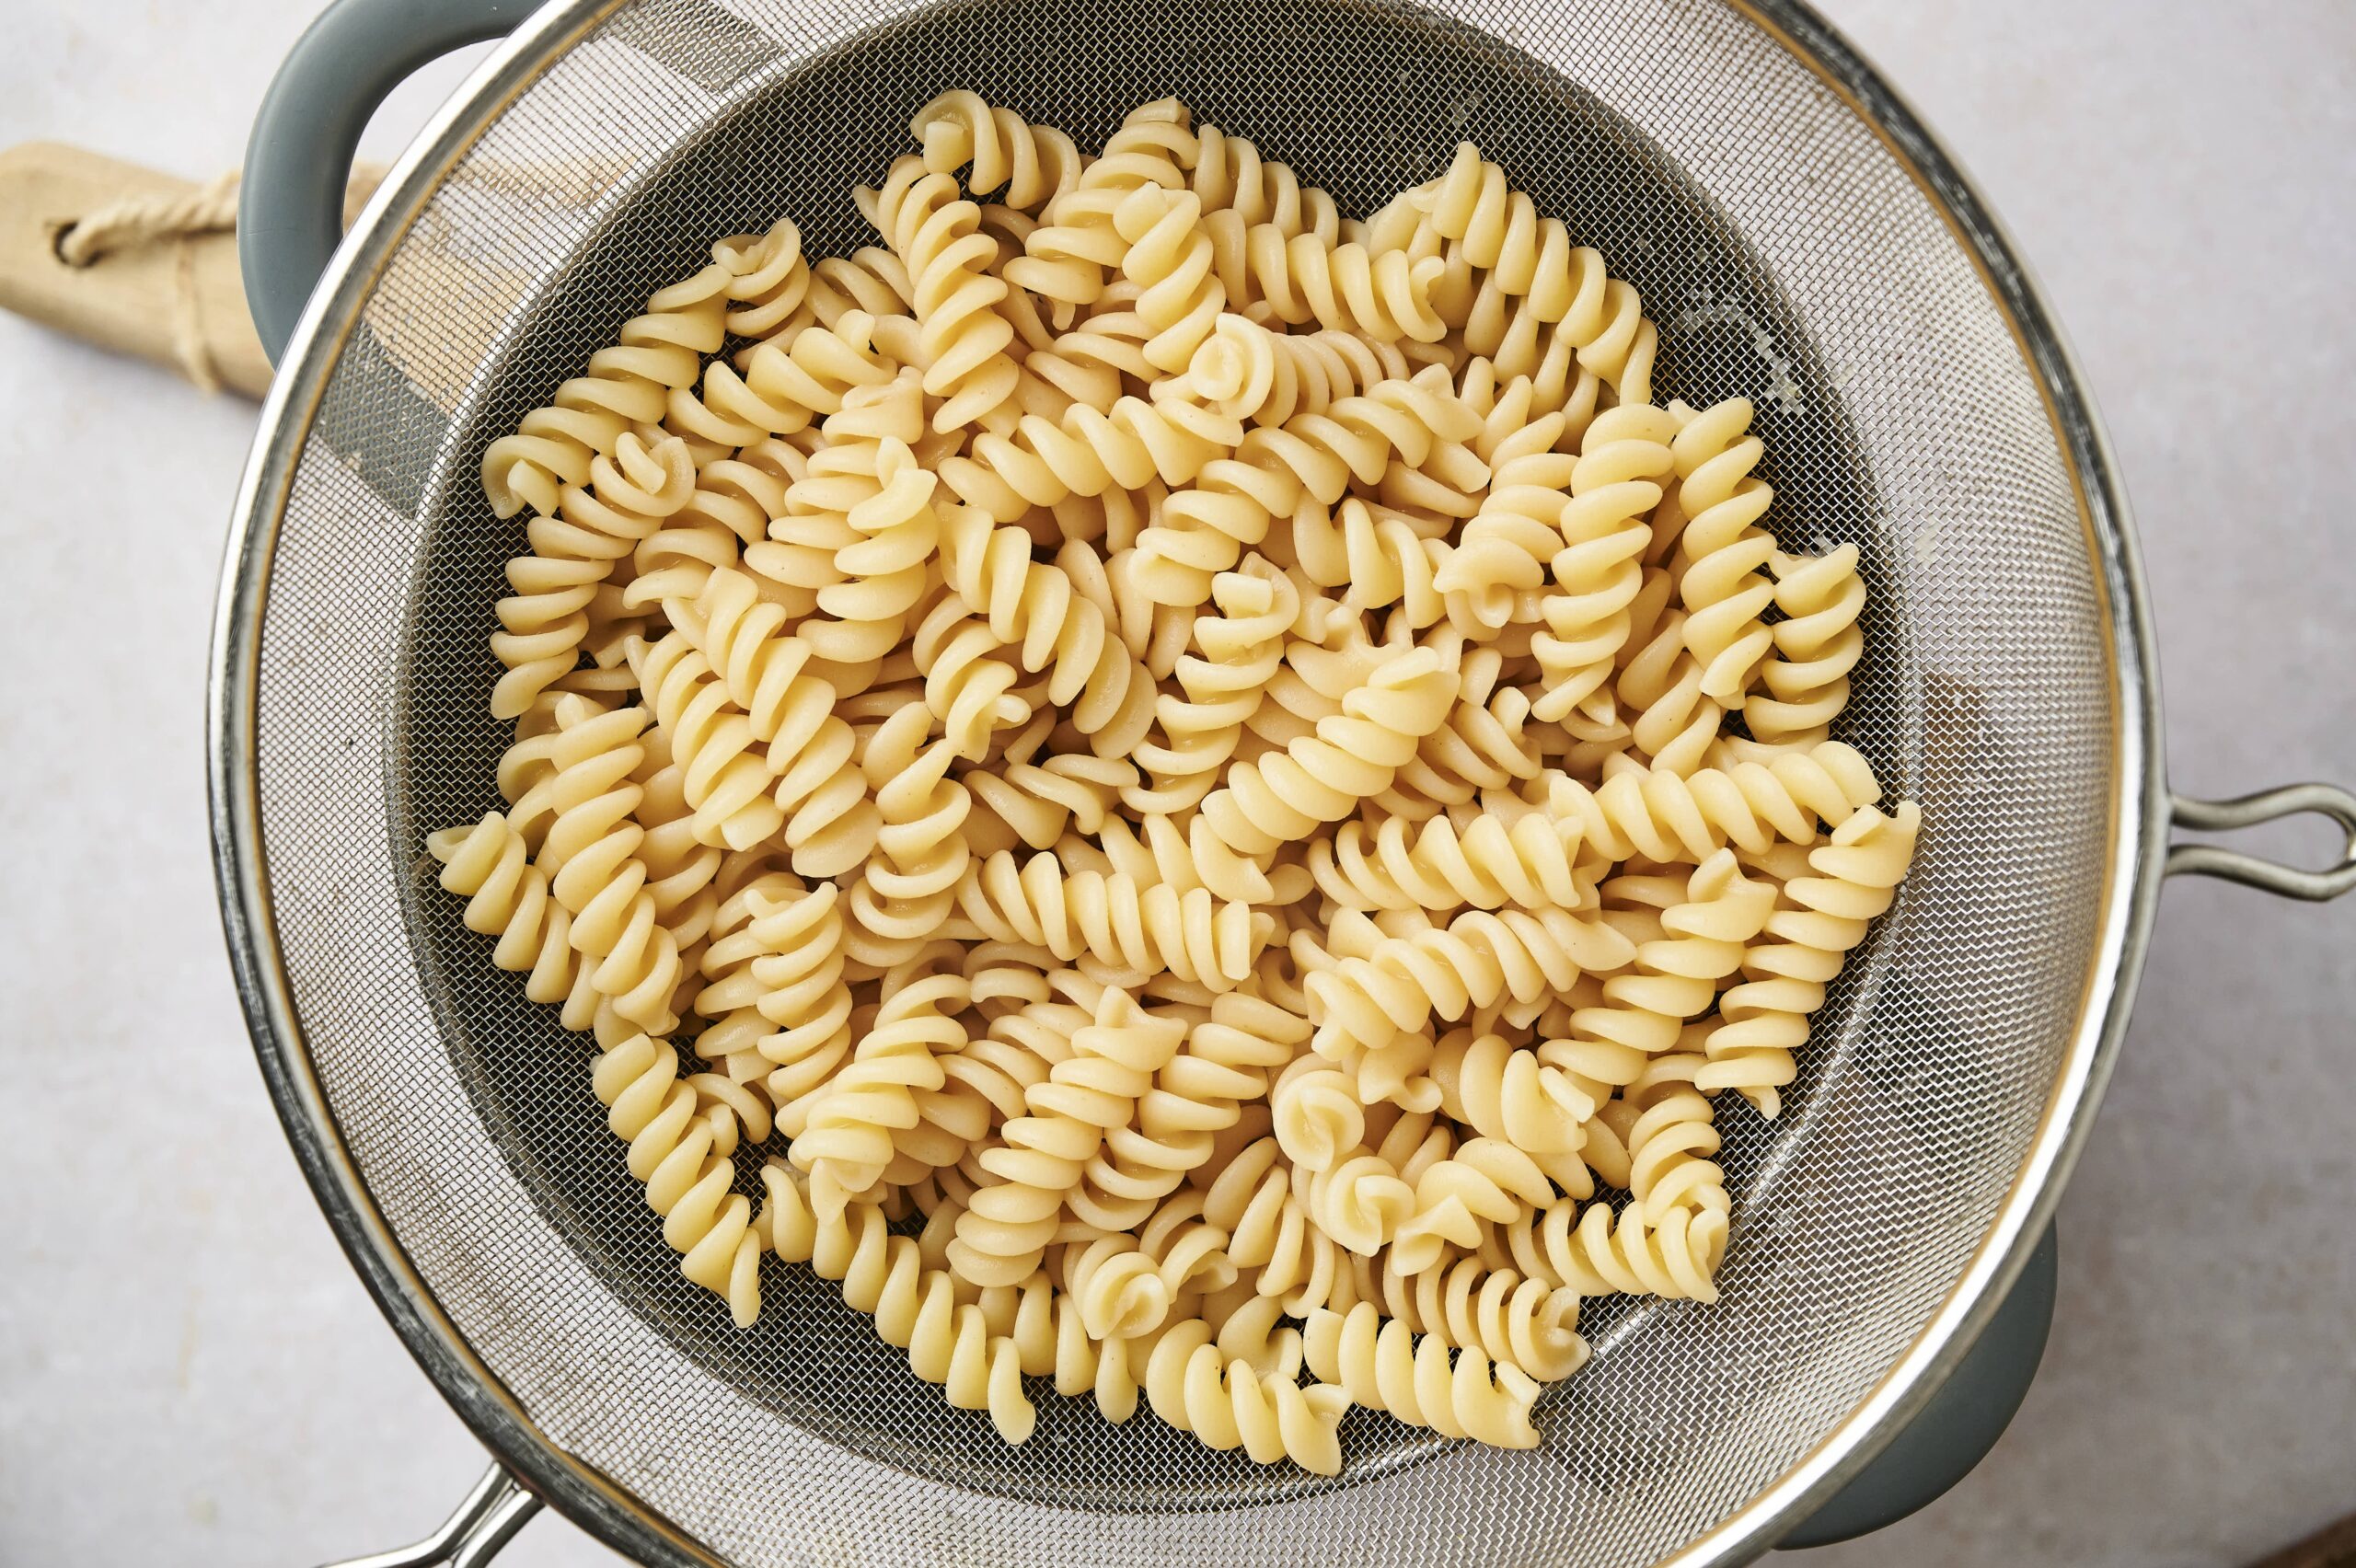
left=240, top=0, right=534, bottom=363
left=315, top=1463, right=539, bottom=1568
left=2166, top=782, right=2356, bottom=902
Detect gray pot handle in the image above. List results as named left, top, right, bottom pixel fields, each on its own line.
left=1779, top=1225, right=2057, bottom=1550
left=317, top=1465, right=541, bottom=1567
left=2165, top=782, right=2356, bottom=902
left=239, top=0, right=537, bottom=363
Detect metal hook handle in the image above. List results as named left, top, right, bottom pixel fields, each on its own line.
left=2165, top=782, right=2356, bottom=902
left=316, top=1464, right=540, bottom=1568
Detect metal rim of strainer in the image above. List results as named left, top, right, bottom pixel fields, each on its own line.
left=210, top=1, right=2167, bottom=1562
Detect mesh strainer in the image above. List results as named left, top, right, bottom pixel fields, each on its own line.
left=209, top=0, right=2356, bottom=1562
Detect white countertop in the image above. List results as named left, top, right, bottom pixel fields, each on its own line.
left=3, top=2, right=2351, bottom=1563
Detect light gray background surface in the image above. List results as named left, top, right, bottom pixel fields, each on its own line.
left=1, top=2, right=2350, bottom=1564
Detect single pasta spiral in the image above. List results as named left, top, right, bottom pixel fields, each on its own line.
left=910, top=92, right=1082, bottom=215
left=480, top=261, right=727, bottom=518
left=1300, top=1145, right=1418, bottom=1257
left=1307, top=807, right=1600, bottom=915
left=628, top=629, right=786, bottom=853
left=1163, top=313, right=1410, bottom=428
left=952, top=850, right=1269, bottom=991
left=1187, top=645, right=1461, bottom=902
left=1302, top=1302, right=1542, bottom=1447
left=1113, top=185, right=1228, bottom=375
left=1213, top=225, right=1448, bottom=343
left=710, top=878, right=855, bottom=1132
left=791, top=969, right=969, bottom=1215
left=1497, top=1189, right=1727, bottom=1303
left=1057, top=1231, right=1179, bottom=1340
left=1530, top=403, right=1679, bottom=723
left=938, top=390, right=1241, bottom=518
left=1412, top=144, right=1562, bottom=303
left=1129, top=559, right=1297, bottom=813
left=1412, top=144, right=1657, bottom=402
left=910, top=601, right=1034, bottom=761
left=592, top=1032, right=769, bottom=1326
left=1304, top=905, right=1634, bottom=1065
left=1011, top=98, right=1198, bottom=309
left=710, top=214, right=811, bottom=344
left=1661, top=398, right=1779, bottom=702
left=846, top=702, right=973, bottom=965
left=858, top=156, right=1021, bottom=432
left=685, top=566, right=883, bottom=878
left=537, top=697, right=687, bottom=1034
left=1743, top=544, right=1866, bottom=748
left=1145, top=1315, right=1352, bottom=1472
left=950, top=986, right=1186, bottom=1285
left=490, top=432, right=698, bottom=721
left=1186, top=121, right=1340, bottom=236
left=428, top=811, right=588, bottom=1024
left=1270, top=1055, right=1365, bottom=1173
left=1700, top=801, right=1919, bottom=1114
left=1537, top=740, right=1883, bottom=864
left=787, top=374, right=943, bottom=665
left=1348, top=1251, right=1589, bottom=1380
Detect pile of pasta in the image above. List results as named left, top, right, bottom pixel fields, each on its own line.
left=430, top=91, right=1920, bottom=1474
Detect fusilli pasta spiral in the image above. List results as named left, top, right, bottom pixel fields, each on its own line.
left=481, top=262, right=728, bottom=519
left=1347, top=1251, right=1589, bottom=1380
left=593, top=1032, right=768, bottom=1325
left=1302, top=1302, right=1542, bottom=1447
left=1145, top=1315, right=1352, bottom=1472
left=911, top=92, right=1082, bottom=215
left=858, top=157, right=1022, bottom=432
left=490, top=432, right=698, bottom=721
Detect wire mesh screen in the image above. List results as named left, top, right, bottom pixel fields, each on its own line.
left=248, top=0, right=2115, bottom=1562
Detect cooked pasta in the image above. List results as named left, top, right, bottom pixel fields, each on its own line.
left=1301, top=1302, right=1542, bottom=1447
left=911, top=93, right=1082, bottom=217
left=1145, top=1316, right=1352, bottom=1471
left=1664, top=398, right=1779, bottom=701
left=1346, top=1251, right=1590, bottom=1381
left=431, top=94, right=1921, bottom=1470
left=490, top=432, right=698, bottom=721
left=480, top=262, right=728, bottom=519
